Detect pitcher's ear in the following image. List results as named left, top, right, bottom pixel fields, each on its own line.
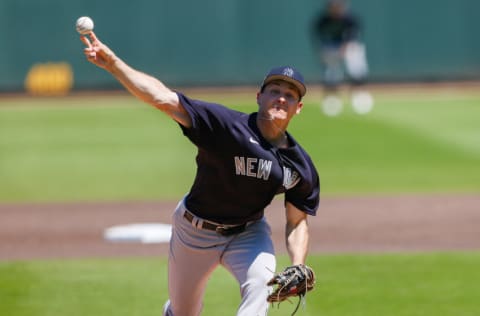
left=296, top=102, right=304, bottom=114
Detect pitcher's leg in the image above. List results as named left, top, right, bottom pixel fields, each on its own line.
left=164, top=202, right=224, bottom=316
left=222, top=219, right=276, bottom=316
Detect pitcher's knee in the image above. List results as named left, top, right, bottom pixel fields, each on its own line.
left=241, top=278, right=270, bottom=300
left=237, top=279, right=270, bottom=316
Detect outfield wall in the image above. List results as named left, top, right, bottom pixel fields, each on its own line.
left=1, top=0, right=479, bottom=92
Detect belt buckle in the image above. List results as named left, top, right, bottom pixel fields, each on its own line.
left=215, top=224, right=245, bottom=236
left=215, top=225, right=228, bottom=235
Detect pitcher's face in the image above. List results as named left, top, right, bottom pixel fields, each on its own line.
left=257, top=80, right=303, bottom=121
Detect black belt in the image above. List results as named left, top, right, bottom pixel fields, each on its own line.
left=183, top=210, right=246, bottom=236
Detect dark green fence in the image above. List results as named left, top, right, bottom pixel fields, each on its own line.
left=1, top=0, right=479, bottom=92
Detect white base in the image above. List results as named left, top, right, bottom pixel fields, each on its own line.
left=104, top=223, right=172, bottom=244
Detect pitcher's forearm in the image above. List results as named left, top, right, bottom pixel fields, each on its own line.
left=286, top=219, right=310, bottom=265
left=108, top=57, right=178, bottom=109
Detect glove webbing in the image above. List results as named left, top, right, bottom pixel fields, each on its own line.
left=271, top=265, right=313, bottom=316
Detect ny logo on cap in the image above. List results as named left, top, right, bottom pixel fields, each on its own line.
left=282, top=67, right=294, bottom=78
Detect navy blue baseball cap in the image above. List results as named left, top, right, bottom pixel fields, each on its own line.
left=261, top=66, right=306, bottom=98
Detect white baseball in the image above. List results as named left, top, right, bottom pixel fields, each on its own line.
left=76, top=16, right=94, bottom=35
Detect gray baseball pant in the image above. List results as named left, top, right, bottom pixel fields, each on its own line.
left=163, top=199, right=276, bottom=316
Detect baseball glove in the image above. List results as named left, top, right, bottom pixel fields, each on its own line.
left=267, top=264, right=316, bottom=303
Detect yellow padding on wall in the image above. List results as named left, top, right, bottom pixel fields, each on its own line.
left=25, top=62, right=73, bottom=96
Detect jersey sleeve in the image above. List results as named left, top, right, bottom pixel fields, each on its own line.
left=285, top=171, right=319, bottom=216
left=283, top=147, right=320, bottom=216
left=176, top=92, right=238, bottom=149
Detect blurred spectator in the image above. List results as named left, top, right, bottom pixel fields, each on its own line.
left=311, top=0, right=373, bottom=116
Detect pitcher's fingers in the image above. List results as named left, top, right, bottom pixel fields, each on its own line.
left=84, top=49, right=96, bottom=57
left=88, top=31, right=99, bottom=43
left=80, top=35, right=92, bottom=48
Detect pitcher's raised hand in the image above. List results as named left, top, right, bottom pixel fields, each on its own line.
left=80, top=32, right=116, bottom=70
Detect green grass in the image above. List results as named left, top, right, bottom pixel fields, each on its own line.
left=1, top=89, right=479, bottom=202
left=0, top=253, right=478, bottom=316
left=0, top=96, right=196, bottom=201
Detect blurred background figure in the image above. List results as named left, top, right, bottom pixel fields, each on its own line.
left=311, top=0, right=374, bottom=116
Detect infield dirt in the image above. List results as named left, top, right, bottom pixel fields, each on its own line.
left=1, top=194, right=478, bottom=261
